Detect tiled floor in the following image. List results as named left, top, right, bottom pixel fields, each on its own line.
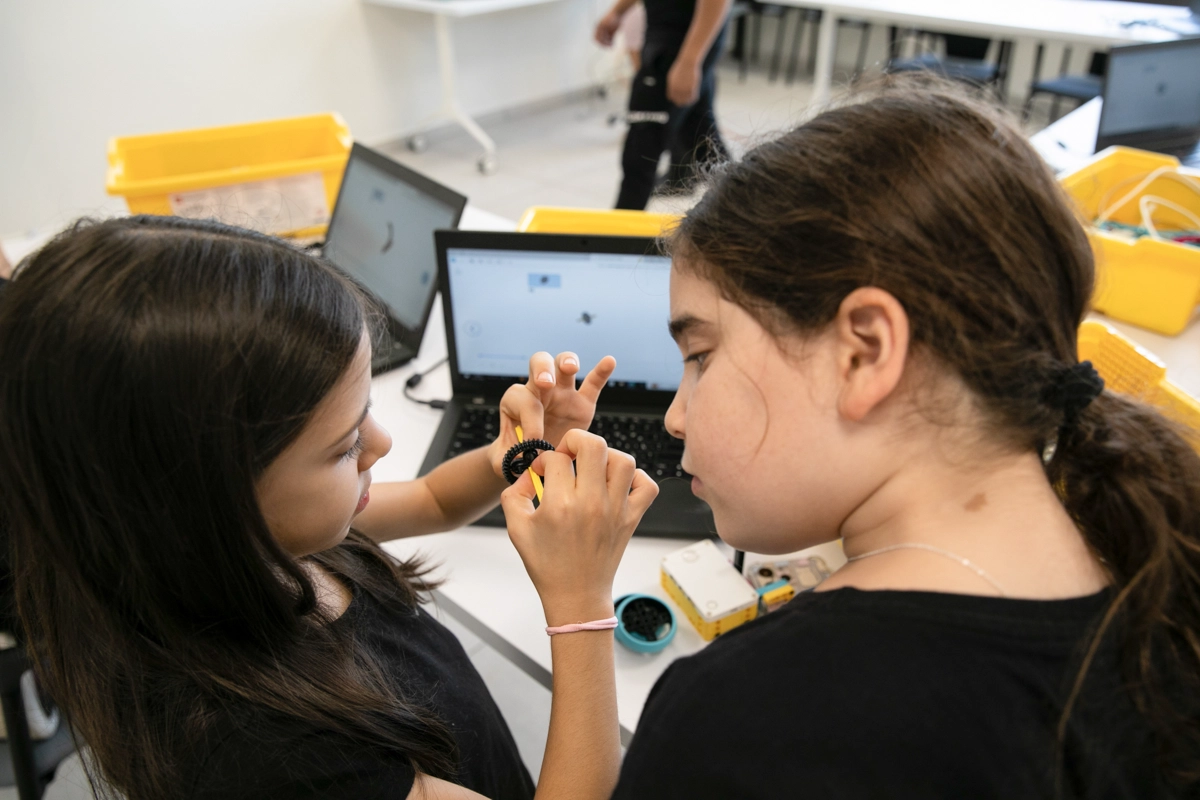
left=4, top=59, right=1052, bottom=798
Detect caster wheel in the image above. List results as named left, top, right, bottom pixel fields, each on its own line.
left=406, top=135, right=428, bottom=153
left=477, top=154, right=497, bottom=175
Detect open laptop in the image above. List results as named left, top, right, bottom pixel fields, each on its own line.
left=1095, top=37, right=1200, bottom=167
left=322, top=143, right=468, bottom=373
left=419, top=230, right=716, bottom=539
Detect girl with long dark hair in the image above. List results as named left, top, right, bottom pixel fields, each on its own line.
left=0, top=215, right=656, bottom=800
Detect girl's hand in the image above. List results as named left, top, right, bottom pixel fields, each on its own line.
left=501, top=429, right=659, bottom=625
left=488, top=351, right=616, bottom=478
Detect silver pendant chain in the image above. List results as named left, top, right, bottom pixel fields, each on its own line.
left=846, top=543, right=1009, bottom=598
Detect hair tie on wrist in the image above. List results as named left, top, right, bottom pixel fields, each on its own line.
left=1044, top=360, right=1105, bottom=426
left=545, top=616, right=619, bottom=636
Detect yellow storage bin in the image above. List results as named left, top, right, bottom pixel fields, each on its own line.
left=106, top=113, right=352, bottom=239
left=517, top=206, right=680, bottom=237
left=1059, top=147, right=1200, bottom=336
left=1078, top=320, right=1200, bottom=448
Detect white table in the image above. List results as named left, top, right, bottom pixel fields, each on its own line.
left=369, top=202, right=1199, bottom=744
left=362, top=0, right=571, bottom=175
left=793, top=0, right=1198, bottom=108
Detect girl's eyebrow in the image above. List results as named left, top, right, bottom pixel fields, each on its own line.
left=668, top=315, right=713, bottom=343
left=331, top=400, right=371, bottom=450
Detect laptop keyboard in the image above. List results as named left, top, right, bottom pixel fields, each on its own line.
left=445, top=406, right=688, bottom=480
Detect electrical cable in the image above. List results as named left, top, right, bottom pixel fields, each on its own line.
left=402, top=356, right=450, bottom=410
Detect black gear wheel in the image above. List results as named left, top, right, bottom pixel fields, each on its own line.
left=501, top=438, right=554, bottom=484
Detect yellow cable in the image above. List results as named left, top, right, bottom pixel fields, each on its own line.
left=514, top=426, right=544, bottom=503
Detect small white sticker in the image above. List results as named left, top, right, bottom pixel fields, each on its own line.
left=168, top=172, right=329, bottom=235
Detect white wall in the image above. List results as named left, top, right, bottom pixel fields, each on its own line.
left=0, top=0, right=605, bottom=236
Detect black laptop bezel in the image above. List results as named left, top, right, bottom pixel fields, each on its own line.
left=325, top=142, right=468, bottom=363
left=1096, top=38, right=1200, bottom=153
left=434, top=230, right=677, bottom=410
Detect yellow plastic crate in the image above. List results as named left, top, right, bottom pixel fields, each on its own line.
left=517, top=206, right=680, bottom=237
left=1078, top=320, right=1200, bottom=448
left=1060, top=147, right=1200, bottom=336
left=106, top=113, right=352, bottom=239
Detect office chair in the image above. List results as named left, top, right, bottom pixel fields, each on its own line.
left=0, top=646, right=76, bottom=799
left=1023, top=50, right=1107, bottom=124
left=887, top=31, right=1013, bottom=101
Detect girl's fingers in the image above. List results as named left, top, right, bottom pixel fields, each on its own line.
left=625, top=468, right=660, bottom=524
left=578, top=356, right=617, bottom=404
left=555, top=352, right=580, bottom=390
left=527, top=351, right=556, bottom=399
left=605, top=450, right=638, bottom=507
left=501, top=471, right=538, bottom=522
left=536, top=450, right=578, bottom=497
left=499, top=382, right=545, bottom=442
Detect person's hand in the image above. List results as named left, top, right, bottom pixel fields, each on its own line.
left=487, top=351, right=617, bottom=479
left=666, top=55, right=702, bottom=106
left=502, top=429, right=659, bottom=625
left=594, top=10, right=623, bottom=47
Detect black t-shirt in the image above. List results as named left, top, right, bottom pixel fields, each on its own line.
left=643, top=0, right=696, bottom=41
left=614, top=588, right=1180, bottom=799
left=186, top=583, right=534, bottom=800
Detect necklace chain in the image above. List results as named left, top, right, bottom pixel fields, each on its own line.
left=846, top=543, right=1009, bottom=597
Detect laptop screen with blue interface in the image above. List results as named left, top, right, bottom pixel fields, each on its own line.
left=445, top=247, right=682, bottom=391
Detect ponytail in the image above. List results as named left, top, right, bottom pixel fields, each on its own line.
left=1052, top=393, right=1200, bottom=781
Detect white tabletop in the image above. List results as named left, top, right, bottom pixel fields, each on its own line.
left=796, top=0, right=1198, bottom=43
left=363, top=0, right=565, bottom=18
left=371, top=200, right=1200, bottom=743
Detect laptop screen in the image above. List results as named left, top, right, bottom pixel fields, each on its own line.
left=1100, top=38, right=1200, bottom=139
left=445, top=246, right=682, bottom=391
left=323, top=146, right=465, bottom=331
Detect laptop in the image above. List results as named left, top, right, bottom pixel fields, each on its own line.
left=1095, top=37, right=1200, bottom=167
left=321, top=143, right=468, bottom=373
left=419, top=230, right=716, bottom=539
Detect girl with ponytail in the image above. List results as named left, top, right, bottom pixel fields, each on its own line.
left=612, top=76, right=1200, bottom=798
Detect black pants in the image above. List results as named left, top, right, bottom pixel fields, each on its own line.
left=615, top=29, right=729, bottom=211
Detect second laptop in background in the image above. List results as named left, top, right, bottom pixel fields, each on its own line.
left=420, top=230, right=715, bottom=539
left=322, top=142, right=467, bottom=373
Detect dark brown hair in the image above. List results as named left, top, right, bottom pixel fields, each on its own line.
left=0, top=216, right=457, bottom=798
left=671, top=77, right=1200, bottom=787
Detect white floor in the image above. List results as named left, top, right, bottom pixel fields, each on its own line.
left=3, top=57, right=1064, bottom=798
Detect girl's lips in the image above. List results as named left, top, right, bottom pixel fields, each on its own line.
left=355, top=490, right=370, bottom=514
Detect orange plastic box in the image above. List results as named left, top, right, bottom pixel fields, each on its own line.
left=106, top=113, right=352, bottom=239
left=1059, top=147, right=1200, bottom=336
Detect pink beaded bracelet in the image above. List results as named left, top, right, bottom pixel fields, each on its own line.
left=545, top=616, right=619, bottom=636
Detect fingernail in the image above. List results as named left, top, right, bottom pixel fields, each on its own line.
left=564, top=357, right=579, bottom=368
left=538, top=371, right=553, bottom=383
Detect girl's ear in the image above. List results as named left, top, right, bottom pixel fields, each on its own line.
left=832, top=287, right=910, bottom=422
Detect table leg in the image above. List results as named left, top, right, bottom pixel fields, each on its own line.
left=408, top=13, right=499, bottom=175
left=810, top=9, right=838, bottom=108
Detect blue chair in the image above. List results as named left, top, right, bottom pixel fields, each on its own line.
left=887, top=32, right=1013, bottom=101
left=1024, top=50, right=1107, bottom=124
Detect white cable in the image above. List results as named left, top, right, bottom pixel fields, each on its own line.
left=1139, top=194, right=1200, bottom=240
left=1097, top=166, right=1173, bottom=223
